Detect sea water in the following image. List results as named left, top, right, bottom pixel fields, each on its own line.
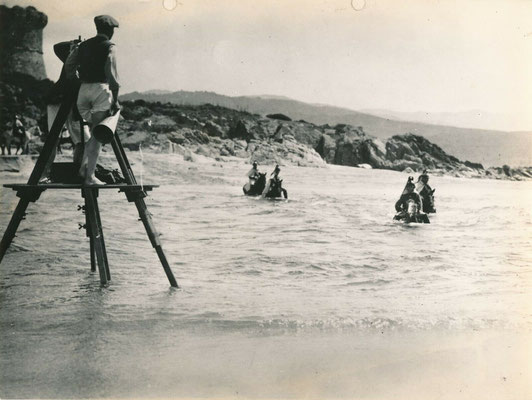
left=0, top=153, right=531, bottom=399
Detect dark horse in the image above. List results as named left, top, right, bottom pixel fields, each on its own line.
left=264, top=177, right=288, bottom=199
left=243, top=173, right=267, bottom=196
left=419, top=187, right=436, bottom=214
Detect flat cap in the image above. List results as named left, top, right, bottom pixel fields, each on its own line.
left=94, top=15, right=119, bottom=29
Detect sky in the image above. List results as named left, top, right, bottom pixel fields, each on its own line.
left=5, top=0, right=532, bottom=130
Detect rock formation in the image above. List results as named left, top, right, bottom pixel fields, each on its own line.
left=0, top=5, right=48, bottom=81
left=113, top=100, right=531, bottom=180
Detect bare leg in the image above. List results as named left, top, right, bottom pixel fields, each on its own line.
left=81, top=137, right=103, bottom=185
left=79, top=110, right=108, bottom=185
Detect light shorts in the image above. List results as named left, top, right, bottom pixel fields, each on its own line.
left=76, top=83, right=112, bottom=124
left=47, top=104, right=91, bottom=145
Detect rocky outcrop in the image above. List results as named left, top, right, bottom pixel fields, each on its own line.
left=113, top=101, right=530, bottom=180
left=485, top=165, right=532, bottom=181
left=315, top=134, right=336, bottom=162
left=0, top=5, right=48, bottom=81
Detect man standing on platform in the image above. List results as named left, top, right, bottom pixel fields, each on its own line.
left=66, top=15, right=120, bottom=185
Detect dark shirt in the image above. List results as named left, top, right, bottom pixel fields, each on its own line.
left=65, top=34, right=119, bottom=91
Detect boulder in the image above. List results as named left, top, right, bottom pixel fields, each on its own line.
left=333, top=137, right=387, bottom=168
left=120, top=131, right=149, bottom=150
left=315, top=134, right=336, bottom=163
left=145, top=115, right=177, bottom=132
left=464, top=160, right=484, bottom=170
left=167, top=131, right=186, bottom=144
left=227, top=120, right=255, bottom=141
left=204, top=121, right=225, bottom=137
left=357, top=163, right=372, bottom=169
left=266, top=113, right=292, bottom=121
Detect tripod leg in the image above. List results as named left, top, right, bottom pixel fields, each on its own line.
left=89, top=235, right=96, bottom=272
left=83, top=195, right=96, bottom=272
left=135, top=199, right=178, bottom=287
left=0, top=199, right=30, bottom=262
left=92, top=190, right=110, bottom=281
left=111, top=136, right=136, bottom=184
left=1, top=95, right=75, bottom=263
left=110, top=136, right=179, bottom=288
left=84, top=189, right=109, bottom=285
left=113, top=134, right=136, bottom=182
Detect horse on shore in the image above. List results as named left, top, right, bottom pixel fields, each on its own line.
left=0, top=118, right=31, bottom=155
left=0, top=130, right=31, bottom=155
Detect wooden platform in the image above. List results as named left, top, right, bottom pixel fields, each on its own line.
left=3, top=183, right=158, bottom=191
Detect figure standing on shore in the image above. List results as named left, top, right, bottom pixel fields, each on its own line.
left=12, top=114, right=29, bottom=155
left=66, top=15, right=120, bottom=185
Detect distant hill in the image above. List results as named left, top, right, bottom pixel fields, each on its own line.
left=120, top=90, right=532, bottom=167
left=361, top=109, right=532, bottom=132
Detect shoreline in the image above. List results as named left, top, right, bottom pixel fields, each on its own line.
left=1, top=151, right=531, bottom=182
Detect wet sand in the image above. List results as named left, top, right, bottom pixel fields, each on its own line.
left=1, top=329, right=529, bottom=399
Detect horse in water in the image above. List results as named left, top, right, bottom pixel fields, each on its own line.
left=243, top=173, right=267, bottom=196
left=264, top=177, right=288, bottom=199
left=419, top=187, right=436, bottom=213
left=394, top=199, right=430, bottom=224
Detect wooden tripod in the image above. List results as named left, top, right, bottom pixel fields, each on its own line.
left=0, top=91, right=179, bottom=287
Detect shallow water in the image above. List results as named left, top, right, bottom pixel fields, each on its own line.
left=1, top=153, right=531, bottom=398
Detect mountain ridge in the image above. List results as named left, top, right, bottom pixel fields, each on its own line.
left=120, top=90, right=532, bottom=167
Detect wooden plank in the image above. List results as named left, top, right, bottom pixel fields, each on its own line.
left=4, top=183, right=158, bottom=190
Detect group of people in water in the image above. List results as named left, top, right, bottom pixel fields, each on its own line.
left=393, top=171, right=436, bottom=223
left=243, top=162, right=436, bottom=223
left=243, top=162, right=288, bottom=199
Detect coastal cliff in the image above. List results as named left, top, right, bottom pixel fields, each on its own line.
left=115, top=100, right=532, bottom=180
